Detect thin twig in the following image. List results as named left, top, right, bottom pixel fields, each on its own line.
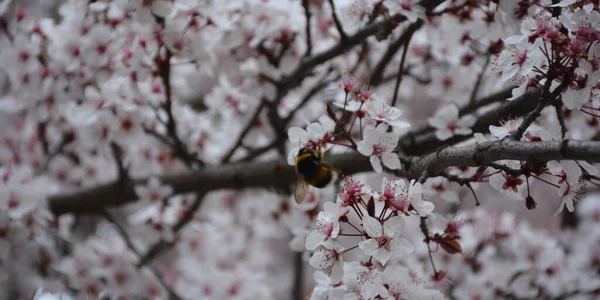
left=511, top=60, right=574, bottom=140
left=328, top=0, right=348, bottom=40
left=102, top=211, right=182, bottom=300
left=137, top=192, right=206, bottom=267
left=221, top=101, right=267, bottom=163
left=468, top=55, right=490, bottom=104
left=487, top=162, right=523, bottom=176
left=427, top=1, right=472, bottom=16
left=390, top=21, right=420, bottom=108
left=302, top=0, right=312, bottom=56
left=554, top=102, right=568, bottom=138
left=155, top=17, right=204, bottom=169
left=370, top=21, right=424, bottom=86
left=284, top=72, right=339, bottom=125
left=35, top=132, right=75, bottom=176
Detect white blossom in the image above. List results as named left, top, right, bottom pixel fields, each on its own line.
left=358, top=216, right=414, bottom=265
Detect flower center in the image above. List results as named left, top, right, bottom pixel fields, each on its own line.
left=373, top=144, right=385, bottom=156
left=377, top=235, right=391, bottom=249
left=317, top=219, right=334, bottom=237
left=446, top=121, right=459, bottom=132
left=391, top=198, right=409, bottom=213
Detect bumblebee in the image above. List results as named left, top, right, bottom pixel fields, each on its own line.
left=294, top=147, right=337, bottom=204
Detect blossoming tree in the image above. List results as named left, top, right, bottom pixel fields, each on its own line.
left=1, top=0, right=600, bottom=299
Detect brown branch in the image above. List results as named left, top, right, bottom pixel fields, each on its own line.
left=48, top=152, right=369, bottom=215
left=292, top=252, right=305, bottom=300
left=47, top=87, right=538, bottom=215
left=554, top=101, right=568, bottom=138
left=37, top=121, right=50, bottom=156
left=302, top=0, right=312, bottom=57
left=278, top=0, right=443, bottom=94
left=398, top=86, right=515, bottom=147
left=49, top=139, right=600, bottom=216
left=380, top=66, right=432, bottom=85
left=400, top=88, right=542, bottom=155
left=400, top=139, right=600, bottom=180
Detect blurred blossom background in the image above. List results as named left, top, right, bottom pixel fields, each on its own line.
left=1, top=0, right=600, bottom=299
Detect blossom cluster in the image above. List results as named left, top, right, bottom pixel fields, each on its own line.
left=0, top=0, right=599, bottom=299
left=290, top=176, right=444, bottom=299
left=425, top=203, right=600, bottom=299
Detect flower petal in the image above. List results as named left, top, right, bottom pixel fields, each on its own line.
left=357, top=140, right=374, bottom=156
left=383, top=216, right=404, bottom=238
left=370, top=155, right=383, bottom=173
left=305, top=230, right=324, bottom=250
left=382, top=153, right=401, bottom=170
left=362, top=215, right=383, bottom=237
left=319, top=115, right=336, bottom=133
left=373, top=247, right=391, bottom=265
left=309, top=248, right=336, bottom=270
left=435, top=129, right=453, bottom=141
left=391, top=238, right=415, bottom=256
left=358, top=239, right=379, bottom=257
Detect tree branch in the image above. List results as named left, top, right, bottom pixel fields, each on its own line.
left=398, top=86, right=515, bottom=146
left=468, top=55, right=490, bottom=104
left=328, top=0, right=347, bottom=40
left=49, top=139, right=600, bottom=216
left=302, top=0, right=312, bottom=57
left=400, top=88, right=542, bottom=155
left=369, top=21, right=424, bottom=86
left=400, top=139, right=600, bottom=180
left=221, top=101, right=267, bottom=163
left=136, top=191, right=206, bottom=267
left=102, top=211, right=182, bottom=300
left=390, top=21, right=420, bottom=108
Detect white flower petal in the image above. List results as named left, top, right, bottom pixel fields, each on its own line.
left=374, top=247, right=390, bottom=265
left=383, top=216, right=404, bottom=238
left=358, top=239, right=380, bottom=257
left=151, top=0, right=172, bottom=17
left=319, top=115, right=336, bottom=132
left=357, top=140, right=374, bottom=156
left=489, top=125, right=509, bottom=138
left=391, top=238, right=415, bottom=256
left=309, top=248, right=336, bottom=270
left=435, top=129, right=453, bottom=141
left=459, top=115, right=477, bottom=127
left=307, top=123, right=325, bottom=136
left=370, top=155, right=383, bottom=173
left=454, top=128, right=473, bottom=136
left=305, top=230, right=324, bottom=250
left=381, top=132, right=400, bottom=149
left=288, top=127, right=308, bottom=143
left=362, top=215, right=383, bottom=237
left=579, top=161, right=598, bottom=176
left=382, top=153, right=401, bottom=170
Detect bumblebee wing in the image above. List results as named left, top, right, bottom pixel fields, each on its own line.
left=294, top=174, right=310, bottom=204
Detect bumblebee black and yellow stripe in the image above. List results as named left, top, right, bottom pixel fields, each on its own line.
left=295, top=151, right=316, bottom=165
left=307, top=166, right=333, bottom=188
left=295, top=148, right=334, bottom=188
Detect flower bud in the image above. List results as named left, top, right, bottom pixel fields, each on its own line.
left=525, top=195, right=537, bottom=210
